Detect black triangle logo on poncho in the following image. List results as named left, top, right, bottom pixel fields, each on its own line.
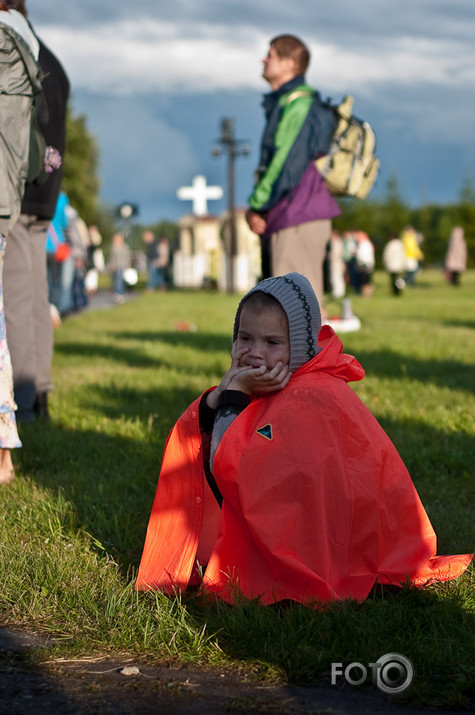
left=256, top=424, right=273, bottom=440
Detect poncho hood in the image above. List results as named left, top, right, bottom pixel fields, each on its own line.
left=295, top=324, right=365, bottom=384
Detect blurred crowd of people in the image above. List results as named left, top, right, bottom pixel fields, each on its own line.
left=382, top=226, right=425, bottom=295
left=324, top=229, right=376, bottom=299
left=323, top=224, right=467, bottom=302
left=106, top=229, right=170, bottom=304
left=45, top=190, right=105, bottom=321
left=44, top=202, right=174, bottom=310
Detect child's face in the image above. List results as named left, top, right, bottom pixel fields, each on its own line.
left=236, top=304, right=290, bottom=370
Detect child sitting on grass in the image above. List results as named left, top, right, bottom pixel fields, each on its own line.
left=136, top=273, right=471, bottom=605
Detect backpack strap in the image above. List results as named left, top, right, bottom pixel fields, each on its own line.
left=285, top=89, right=314, bottom=105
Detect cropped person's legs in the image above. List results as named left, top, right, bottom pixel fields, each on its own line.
left=31, top=219, right=54, bottom=417
left=4, top=214, right=36, bottom=421
left=0, top=232, right=22, bottom=482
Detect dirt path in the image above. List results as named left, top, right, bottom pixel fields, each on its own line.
left=0, top=627, right=465, bottom=714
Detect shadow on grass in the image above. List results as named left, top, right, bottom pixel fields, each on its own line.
left=77, top=383, right=204, bottom=425
left=54, top=331, right=233, bottom=370
left=108, top=331, right=233, bottom=353
left=442, top=318, right=475, bottom=330
left=15, top=383, right=202, bottom=574
left=354, top=348, right=474, bottom=393
left=55, top=342, right=167, bottom=369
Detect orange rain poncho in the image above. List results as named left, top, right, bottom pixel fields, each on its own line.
left=136, top=327, right=471, bottom=605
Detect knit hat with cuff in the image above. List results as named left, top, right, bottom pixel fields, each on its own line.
left=233, top=273, right=322, bottom=372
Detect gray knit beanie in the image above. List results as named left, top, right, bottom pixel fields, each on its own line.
left=233, top=273, right=322, bottom=371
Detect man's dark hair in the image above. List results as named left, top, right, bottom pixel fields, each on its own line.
left=13, top=0, right=27, bottom=16
left=270, top=34, right=310, bottom=75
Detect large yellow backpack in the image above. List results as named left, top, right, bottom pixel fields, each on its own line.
left=315, top=95, right=380, bottom=199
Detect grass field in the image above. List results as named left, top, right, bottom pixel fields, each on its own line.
left=1, top=269, right=473, bottom=708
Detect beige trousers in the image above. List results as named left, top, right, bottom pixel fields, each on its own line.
left=271, top=219, right=332, bottom=307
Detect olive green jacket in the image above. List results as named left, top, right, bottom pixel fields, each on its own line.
left=0, top=16, right=42, bottom=235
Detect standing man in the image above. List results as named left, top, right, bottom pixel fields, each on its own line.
left=142, top=229, right=160, bottom=291
left=156, top=237, right=170, bottom=290
left=246, top=35, right=340, bottom=308
left=4, top=0, right=69, bottom=422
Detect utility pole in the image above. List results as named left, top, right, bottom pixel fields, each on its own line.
left=212, top=118, right=249, bottom=293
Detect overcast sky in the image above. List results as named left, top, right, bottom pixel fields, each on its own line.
left=25, top=0, right=475, bottom=223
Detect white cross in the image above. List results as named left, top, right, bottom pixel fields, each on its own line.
left=177, top=175, right=223, bottom=217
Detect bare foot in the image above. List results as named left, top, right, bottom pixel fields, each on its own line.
left=0, top=448, right=15, bottom=484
